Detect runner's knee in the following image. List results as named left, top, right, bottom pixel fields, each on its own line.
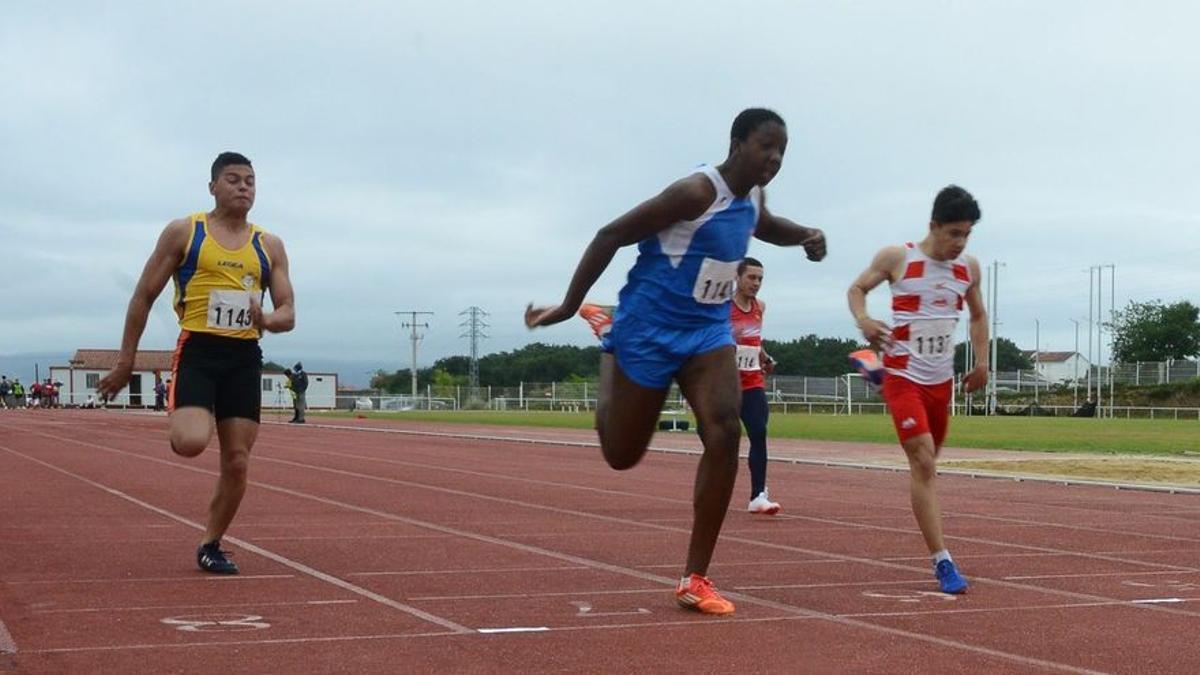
left=170, top=432, right=208, bottom=458
left=221, top=450, right=251, bottom=481
left=601, top=440, right=647, bottom=471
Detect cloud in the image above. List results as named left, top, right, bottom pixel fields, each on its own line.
left=3, top=1, right=1198, bottom=368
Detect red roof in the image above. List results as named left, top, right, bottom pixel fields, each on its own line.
left=66, top=349, right=174, bottom=373
left=1022, top=350, right=1079, bottom=363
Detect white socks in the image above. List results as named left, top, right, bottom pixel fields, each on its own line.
left=932, top=549, right=953, bottom=565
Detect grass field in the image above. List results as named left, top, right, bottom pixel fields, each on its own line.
left=313, top=409, right=1199, bottom=455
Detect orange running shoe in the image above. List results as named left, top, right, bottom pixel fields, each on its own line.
left=578, top=303, right=615, bottom=339
left=675, top=573, right=735, bottom=615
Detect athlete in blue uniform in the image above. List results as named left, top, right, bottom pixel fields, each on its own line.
left=526, top=109, right=826, bottom=614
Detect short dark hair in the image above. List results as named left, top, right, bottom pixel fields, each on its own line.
left=731, top=109, right=785, bottom=142
left=931, top=185, right=981, bottom=224
left=211, top=152, right=252, bottom=181
left=737, top=257, right=764, bottom=276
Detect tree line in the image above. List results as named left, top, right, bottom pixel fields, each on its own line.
left=368, top=299, right=1198, bottom=392
left=369, top=335, right=1035, bottom=391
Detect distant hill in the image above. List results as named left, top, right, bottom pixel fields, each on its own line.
left=0, top=352, right=71, bottom=382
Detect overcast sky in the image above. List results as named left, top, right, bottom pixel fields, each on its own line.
left=3, top=1, right=1197, bottom=383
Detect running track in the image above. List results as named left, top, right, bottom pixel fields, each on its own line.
left=1, top=410, right=1198, bottom=673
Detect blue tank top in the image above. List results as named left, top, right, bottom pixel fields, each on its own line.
left=617, top=166, right=762, bottom=328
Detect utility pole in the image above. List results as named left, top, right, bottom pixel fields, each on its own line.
left=988, top=261, right=1004, bottom=414
left=1086, top=267, right=1094, bottom=404
left=459, top=307, right=490, bottom=392
left=1106, top=263, right=1116, bottom=418
left=1069, top=318, right=1080, bottom=408
left=1034, top=318, right=1040, bottom=406
left=396, top=311, right=433, bottom=400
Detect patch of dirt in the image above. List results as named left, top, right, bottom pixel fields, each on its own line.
left=941, top=457, right=1200, bottom=486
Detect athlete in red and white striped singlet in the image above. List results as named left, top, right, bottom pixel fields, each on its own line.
left=883, top=242, right=973, bottom=385
left=731, top=257, right=779, bottom=515
left=847, top=185, right=989, bottom=595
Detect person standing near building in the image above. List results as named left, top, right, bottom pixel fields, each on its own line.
left=287, top=362, right=308, bottom=423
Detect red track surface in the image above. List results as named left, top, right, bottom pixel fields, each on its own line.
left=2, top=410, right=1199, bottom=673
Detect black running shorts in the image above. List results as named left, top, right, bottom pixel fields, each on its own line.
left=169, top=331, right=263, bottom=422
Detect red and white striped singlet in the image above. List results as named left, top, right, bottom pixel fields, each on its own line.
left=884, top=243, right=972, bottom=385
left=731, top=298, right=765, bottom=391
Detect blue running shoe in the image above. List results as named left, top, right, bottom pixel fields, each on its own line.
left=197, top=540, right=239, bottom=575
left=935, top=559, right=968, bottom=594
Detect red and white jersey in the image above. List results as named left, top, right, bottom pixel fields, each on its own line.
left=731, top=298, right=765, bottom=391
left=884, top=243, right=973, bottom=385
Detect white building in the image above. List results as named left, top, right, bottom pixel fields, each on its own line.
left=1021, top=351, right=1091, bottom=384
left=51, top=349, right=337, bottom=409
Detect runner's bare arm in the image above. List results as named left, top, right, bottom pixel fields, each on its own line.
left=97, top=219, right=191, bottom=398
left=962, top=256, right=989, bottom=393
left=847, top=246, right=905, bottom=350
left=256, top=233, right=295, bottom=333
left=757, top=299, right=775, bottom=374
left=753, top=194, right=825, bottom=261
left=525, top=175, right=715, bottom=328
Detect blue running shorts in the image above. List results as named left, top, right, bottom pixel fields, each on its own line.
left=601, top=310, right=734, bottom=389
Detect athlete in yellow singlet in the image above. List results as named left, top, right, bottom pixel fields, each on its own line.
left=99, top=152, right=295, bottom=574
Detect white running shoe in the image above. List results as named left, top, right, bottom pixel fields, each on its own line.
left=747, top=490, right=781, bottom=515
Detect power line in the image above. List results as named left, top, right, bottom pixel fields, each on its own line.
left=459, top=307, right=490, bottom=391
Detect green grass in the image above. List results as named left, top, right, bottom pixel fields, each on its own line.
left=312, top=409, right=1199, bottom=455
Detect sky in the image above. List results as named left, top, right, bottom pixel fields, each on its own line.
left=3, top=1, right=1198, bottom=385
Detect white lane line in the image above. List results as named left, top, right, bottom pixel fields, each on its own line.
left=276, top=419, right=1200, bottom=496
left=7, top=431, right=1139, bottom=672
left=5, top=574, right=292, bottom=585
left=0, top=617, right=16, bottom=654
left=0, top=444, right=473, bottom=635
left=1005, top=570, right=1200, bottom=581
left=476, top=627, right=550, bottom=634
left=23, top=426, right=1200, bottom=622
left=736, top=579, right=935, bottom=591
left=256, top=427, right=1200, bottom=557
left=28, top=630, right=460, bottom=654
left=411, top=588, right=666, bottom=601
left=35, top=599, right=357, bottom=614
left=348, top=565, right=587, bottom=577
left=641, top=559, right=842, bottom=570
left=1131, top=598, right=1185, bottom=604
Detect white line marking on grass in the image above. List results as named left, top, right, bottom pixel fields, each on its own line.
left=0, top=444, right=473, bottom=635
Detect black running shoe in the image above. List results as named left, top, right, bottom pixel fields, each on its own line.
left=197, top=540, right=239, bottom=574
